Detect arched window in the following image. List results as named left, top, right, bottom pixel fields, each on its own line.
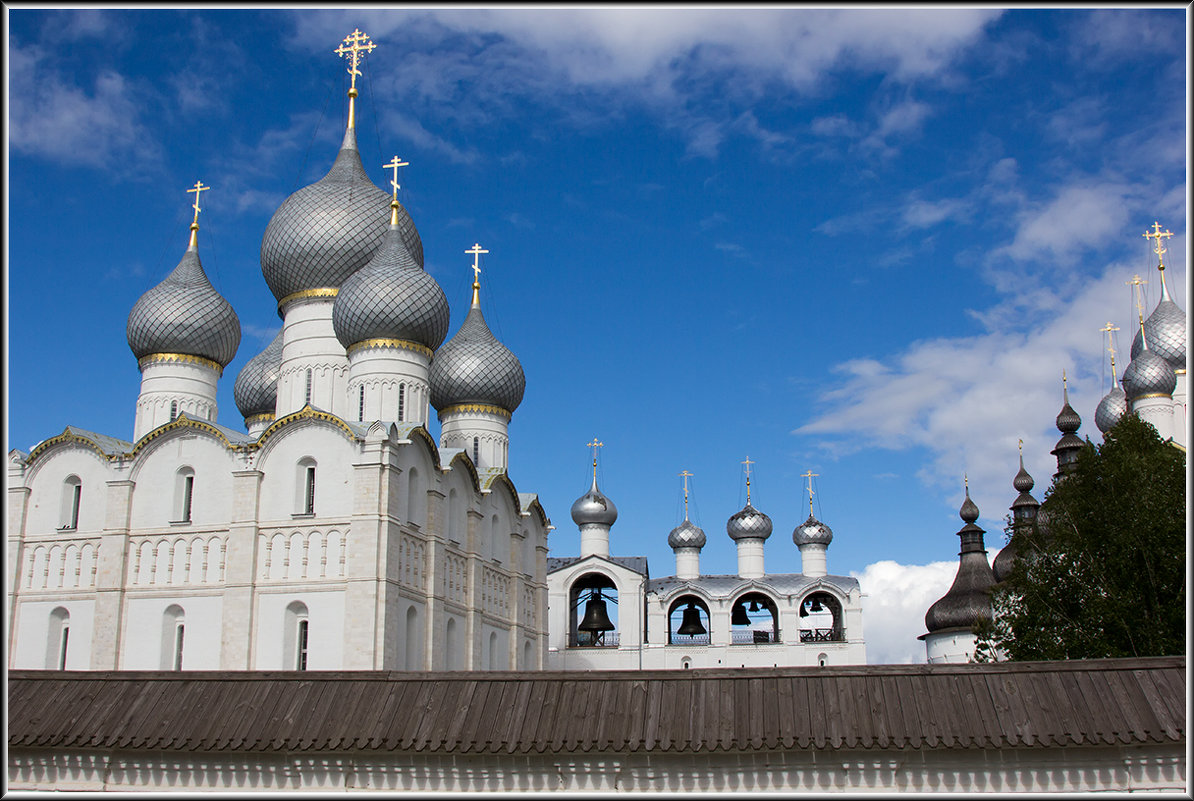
left=405, top=605, right=422, bottom=670
left=304, top=369, right=313, bottom=406
left=569, top=572, right=618, bottom=648
left=488, top=631, right=498, bottom=670
left=472, top=437, right=480, bottom=466
left=446, top=489, right=460, bottom=543
left=798, top=592, right=844, bottom=643
left=358, top=385, right=365, bottom=422
left=522, top=640, right=533, bottom=670
left=161, top=605, right=185, bottom=670
left=47, top=607, right=70, bottom=669
left=174, top=467, right=195, bottom=523
left=818, top=652, right=829, bottom=667
left=729, top=591, right=779, bottom=644
left=297, top=457, right=316, bottom=515
left=59, top=475, right=82, bottom=530
left=169, top=401, right=178, bottom=421
left=398, top=383, right=406, bottom=422
left=284, top=601, right=309, bottom=670
left=445, top=617, right=459, bottom=670
left=407, top=467, right=422, bottom=527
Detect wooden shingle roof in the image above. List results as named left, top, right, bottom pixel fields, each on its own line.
left=8, top=657, right=1184, bottom=755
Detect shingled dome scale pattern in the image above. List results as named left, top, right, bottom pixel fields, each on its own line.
left=332, top=226, right=449, bottom=351
left=1123, top=349, right=1177, bottom=399
left=233, top=329, right=284, bottom=418
left=1095, top=385, right=1128, bottom=432
left=727, top=504, right=773, bottom=541
left=430, top=305, right=525, bottom=413
left=260, top=130, right=423, bottom=302
left=668, top=519, right=707, bottom=549
left=1131, top=298, right=1187, bottom=371
left=127, top=247, right=241, bottom=367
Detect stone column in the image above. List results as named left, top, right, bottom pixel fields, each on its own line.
left=220, top=469, right=263, bottom=669
left=91, top=479, right=135, bottom=669
left=343, top=433, right=392, bottom=669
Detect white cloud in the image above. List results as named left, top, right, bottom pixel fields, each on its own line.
left=998, top=183, right=1137, bottom=265
left=852, top=560, right=958, bottom=664
left=902, top=197, right=969, bottom=229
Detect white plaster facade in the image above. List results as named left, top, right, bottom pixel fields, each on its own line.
left=7, top=413, right=550, bottom=673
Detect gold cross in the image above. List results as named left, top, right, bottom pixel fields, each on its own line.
left=466, top=243, right=488, bottom=286
left=741, top=457, right=754, bottom=504
left=334, top=29, right=376, bottom=91
left=383, top=156, right=408, bottom=199
left=679, top=470, right=693, bottom=517
left=587, top=438, right=603, bottom=478
left=1017, top=438, right=1023, bottom=457
left=801, top=470, right=818, bottom=515
left=1126, top=274, right=1148, bottom=326
left=1100, top=321, right=1120, bottom=384
left=186, top=180, right=210, bottom=227
left=1143, top=221, right=1173, bottom=270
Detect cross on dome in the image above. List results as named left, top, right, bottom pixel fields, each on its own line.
left=1100, top=321, right=1120, bottom=383
left=1126, top=274, right=1149, bottom=326
left=466, top=243, right=488, bottom=285
left=587, top=438, right=603, bottom=477
left=1143, top=221, right=1173, bottom=270
left=383, top=156, right=408, bottom=200
left=679, top=470, right=693, bottom=517
left=801, top=469, right=818, bottom=516
left=741, top=456, right=754, bottom=504
left=186, top=180, right=210, bottom=247
left=334, top=29, right=376, bottom=129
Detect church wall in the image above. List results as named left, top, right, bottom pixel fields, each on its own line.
left=121, top=594, right=223, bottom=669
left=255, top=589, right=346, bottom=670
left=11, top=599, right=95, bottom=670
left=23, top=448, right=112, bottom=537
left=128, top=434, right=236, bottom=530
left=256, top=424, right=356, bottom=522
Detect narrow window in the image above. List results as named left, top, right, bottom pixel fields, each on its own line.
left=296, top=619, right=309, bottom=670
left=304, top=465, right=316, bottom=515
left=173, top=623, right=185, bottom=670
left=473, top=437, right=480, bottom=466
left=58, top=624, right=70, bottom=670
left=304, top=369, right=313, bottom=406
left=60, top=476, right=82, bottom=530
left=398, top=383, right=406, bottom=422
left=181, top=475, right=194, bottom=522
left=358, top=385, right=365, bottom=422
left=170, top=401, right=178, bottom=421
left=47, top=608, right=70, bottom=669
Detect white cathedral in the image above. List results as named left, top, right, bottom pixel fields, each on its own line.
left=7, top=31, right=865, bottom=675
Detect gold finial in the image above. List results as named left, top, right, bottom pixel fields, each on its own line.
left=1100, top=321, right=1120, bottom=385
left=186, top=180, right=210, bottom=248
left=1127, top=274, right=1148, bottom=327
left=800, top=469, right=818, bottom=516
left=383, top=156, right=408, bottom=224
left=964, top=472, right=969, bottom=491
left=1017, top=438, right=1023, bottom=457
left=335, top=29, right=377, bottom=129
left=587, top=438, right=603, bottom=479
left=741, top=456, right=754, bottom=505
left=465, top=243, right=488, bottom=306
left=679, top=470, right=693, bottom=518
left=1143, top=221, right=1173, bottom=270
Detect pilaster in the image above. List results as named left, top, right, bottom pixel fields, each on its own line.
left=220, top=469, right=263, bottom=669
left=343, top=436, right=393, bottom=669
left=7, top=456, right=30, bottom=647
left=91, top=480, right=135, bottom=669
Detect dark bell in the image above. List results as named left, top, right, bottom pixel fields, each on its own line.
left=748, top=599, right=759, bottom=612
left=677, top=604, right=706, bottom=636
left=799, top=604, right=809, bottom=617
left=809, top=597, right=823, bottom=612
left=578, top=597, right=615, bottom=632
left=731, top=604, right=750, bottom=626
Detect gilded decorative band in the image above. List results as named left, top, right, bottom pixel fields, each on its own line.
left=439, top=403, right=512, bottom=421
left=245, top=413, right=275, bottom=427
left=346, top=338, right=434, bottom=359
left=138, top=352, right=224, bottom=375
left=277, top=287, right=339, bottom=313
left=1133, top=392, right=1173, bottom=401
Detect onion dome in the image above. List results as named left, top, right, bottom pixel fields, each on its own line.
left=995, top=452, right=1039, bottom=583
left=1095, top=384, right=1128, bottom=433
left=430, top=281, right=526, bottom=414
left=1051, top=376, right=1084, bottom=476
left=571, top=474, right=618, bottom=527
left=233, top=330, right=283, bottom=419
left=727, top=503, right=773, bottom=541
left=1130, top=280, right=1186, bottom=371
left=259, top=126, right=422, bottom=304
left=1055, top=386, right=1081, bottom=434
left=668, top=517, right=707, bottom=549
left=127, top=227, right=241, bottom=367
left=1123, top=341, right=1177, bottom=400
left=925, top=484, right=996, bottom=633
left=793, top=513, right=834, bottom=546
left=332, top=202, right=449, bottom=351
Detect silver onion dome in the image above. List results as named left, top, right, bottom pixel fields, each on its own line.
left=793, top=513, right=834, bottom=546
left=430, top=289, right=526, bottom=414
left=1095, top=384, right=1128, bottom=433
left=571, top=475, right=618, bottom=527
left=1130, top=286, right=1186, bottom=371
left=726, top=503, right=773, bottom=541
left=332, top=219, right=449, bottom=351
left=260, top=127, right=423, bottom=303
left=668, top=518, right=707, bottom=549
left=233, top=330, right=283, bottom=419
left=127, top=241, right=241, bottom=367
left=1122, top=346, right=1176, bottom=400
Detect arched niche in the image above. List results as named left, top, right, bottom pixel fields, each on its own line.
left=666, top=594, right=711, bottom=645
left=798, top=590, right=844, bottom=642
left=568, top=571, right=618, bottom=648
left=729, top=590, right=780, bottom=644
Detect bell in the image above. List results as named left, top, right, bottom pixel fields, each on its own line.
left=677, top=604, right=706, bottom=636
left=578, top=596, right=615, bottom=633
left=748, top=599, right=759, bottom=612
left=799, top=604, right=809, bottom=618
left=731, top=604, right=750, bottom=626
left=809, top=597, right=823, bottom=613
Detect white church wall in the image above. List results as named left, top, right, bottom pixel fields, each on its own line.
left=255, top=590, right=346, bottom=670
left=128, top=433, right=236, bottom=530
left=23, top=448, right=112, bottom=537
left=11, top=599, right=95, bottom=670
left=257, top=423, right=356, bottom=522
left=122, top=594, right=223, bottom=669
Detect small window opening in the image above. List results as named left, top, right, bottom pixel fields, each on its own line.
left=173, top=624, right=185, bottom=670
left=58, top=624, right=70, bottom=670
left=398, top=383, right=406, bottom=422
left=170, top=401, right=178, bottom=421
left=304, top=369, right=313, bottom=406
left=296, top=619, right=309, bottom=671
left=358, top=385, right=365, bottom=422
left=473, top=437, right=480, bottom=466
left=60, top=476, right=82, bottom=530
left=181, top=475, right=194, bottom=522
left=304, top=465, right=316, bottom=515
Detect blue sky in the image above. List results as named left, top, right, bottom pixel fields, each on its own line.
left=6, top=8, right=1187, bottom=663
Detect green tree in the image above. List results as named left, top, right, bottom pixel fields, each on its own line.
left=974, top=413, right=1185, bottom=661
